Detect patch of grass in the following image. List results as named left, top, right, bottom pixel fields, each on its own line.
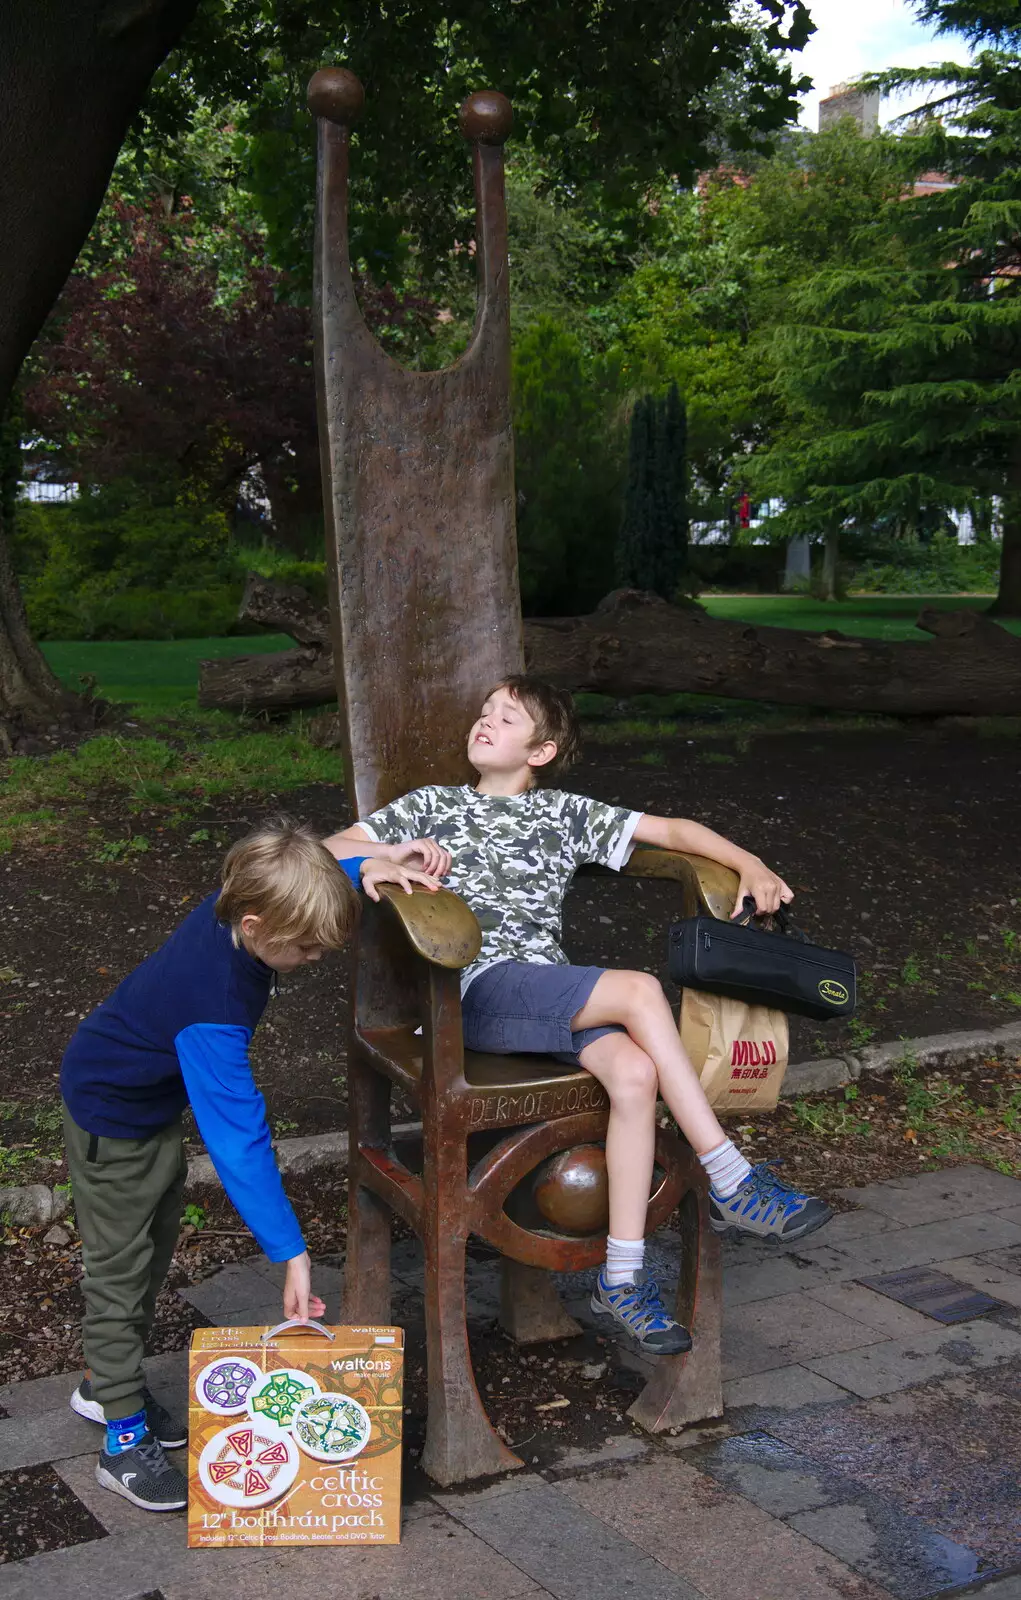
left=974, top=716, right=1021, bottom=739
left=698, top=750, right=737, bottom=765
left=1, top=731, right=345, bottom=841
left=636, top=750, right=666, bottom=766
left=0, top=807, right=63, bottom=855
left=584, top=709, right=900, bottom=745
left=901, top=954, right=922, bottom=985
left=783, top=1055, right=1019, bottom=1179
left=0, top=1099, right=65, bottom=1182
left=792, top=1098, right=871, bottom=1138
left=91, top=834, right=150, bottom=864
left=702, top=594, right=1021, bottom=642
left=847, top=1017, right=876, bottom=1050
left=0, top=718, right=345, bottom=857
left=42, top=635, right=294, bottom=710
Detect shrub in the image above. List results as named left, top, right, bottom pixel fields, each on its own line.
left=233, top=546, right=329, bottom=603
left=849, top=534, right=1000, bottom=595
left=26, top=585, right=248, bottom=641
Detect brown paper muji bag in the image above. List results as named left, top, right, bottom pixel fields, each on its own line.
left=680, top=987, right=790, bottom=1112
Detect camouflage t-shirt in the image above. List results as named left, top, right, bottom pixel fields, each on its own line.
left=359, top=786, right=642, bottom=991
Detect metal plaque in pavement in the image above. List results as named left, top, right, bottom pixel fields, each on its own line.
left=856, top=1265, right=1008, bottom=1324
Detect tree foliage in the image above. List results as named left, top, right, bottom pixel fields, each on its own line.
left=746, top=1, right=1021, bottom=610
left=138, top=0, right=813, bottom=292
left=616, top=383, right=689, bottom=599
left=21, top=197, right=433, bottom=519
left=512, top=319, right=627, bottom=614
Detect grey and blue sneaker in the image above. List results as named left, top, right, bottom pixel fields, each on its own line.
left=71, top=1377, right=187, bottom=1449
left=590, top=1267, right=693, bottom=1355
left=710, top=1162, right=831, bottom=1244
left=96, top=1435, right=188, bottom=1511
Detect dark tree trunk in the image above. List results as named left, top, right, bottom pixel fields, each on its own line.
left=261, top=441, right=325, bottom=558
left=0, top=500, right=76, bottom=739
left=819, top=527, right=840, bottom=601
left=988, top=451, right=1021, bottom=618
left=198, top=578, right=1021, bottom=718
left=0, top=0, right=200, bottom=731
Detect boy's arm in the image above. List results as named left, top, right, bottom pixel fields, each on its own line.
left=324, top=824, right=450, bottom=880
left=324, top=823, right=384, bottom=853
left=632, top=813, right=792, bottom=918
left=175, top=1024, right=324, bottom=1321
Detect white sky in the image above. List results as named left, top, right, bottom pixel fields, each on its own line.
left=790, top=0, right=971, bottom=130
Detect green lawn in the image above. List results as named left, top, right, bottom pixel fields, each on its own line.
left=702, top=593, right=1020, bottom=641
left=40, top=595, right=1019, bottom=712
left=43, top=634, right=293, bottom=708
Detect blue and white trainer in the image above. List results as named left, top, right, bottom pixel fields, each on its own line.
left=590, top=1268, right=692, bottom=1355
left=71, top=1377, right=187, bottom=1449
left=710, top=1162, right=831, bottom=1244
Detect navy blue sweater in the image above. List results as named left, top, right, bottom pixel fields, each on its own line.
left=60, top=864, right=365, bottom=1260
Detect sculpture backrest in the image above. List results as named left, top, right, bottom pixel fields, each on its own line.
left=309, top=71, right=523, bottom=813
left=309, top=70, right=524, bottom=1025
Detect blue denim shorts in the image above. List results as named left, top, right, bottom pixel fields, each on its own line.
left=461, top=960, right=624, bottom=1066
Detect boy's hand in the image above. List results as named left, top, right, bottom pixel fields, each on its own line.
left=386, top=838, right=451, bottom=879
left=283, top=1251, right=326, bottom=1323
left=360, top=858, right=444, bottom=903
left=732, top=861, right=794, bottom=918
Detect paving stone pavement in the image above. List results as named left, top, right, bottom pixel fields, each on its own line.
left=1, top=1164, right=1019, bottom=1600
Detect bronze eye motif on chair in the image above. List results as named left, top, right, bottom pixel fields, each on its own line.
left=307, top=67, right=731, bottom=1487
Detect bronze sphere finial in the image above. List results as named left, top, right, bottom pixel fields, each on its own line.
left=307, top=68, right=365, bottom=126
left=458, top=91, right=513, bottom=146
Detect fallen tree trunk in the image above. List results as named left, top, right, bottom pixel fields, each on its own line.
left=198, top=580, right=1021, bottom=717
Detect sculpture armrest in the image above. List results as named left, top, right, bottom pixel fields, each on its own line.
left=375, top=883, right=483, bottom=970
left=623, top=846, right=739, bottom=922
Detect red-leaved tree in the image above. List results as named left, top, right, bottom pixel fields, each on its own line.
left=22, top=198, right=434, bottom=549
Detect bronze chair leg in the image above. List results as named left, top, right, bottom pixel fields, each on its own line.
left=420, top=1127, right=522, bottom=1486
left=341, top=1057, right=393, bottom=1324
left=342, top=1175, right=393, bottom=1324
left=628, top=1175, right=723, bottom=1433
left=499, top=1259, right=583, bottom=1344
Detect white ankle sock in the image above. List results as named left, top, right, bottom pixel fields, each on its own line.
left=604, top=1236, right=645, bottom=1287
left=699, top=1139, right=752, bottom=1199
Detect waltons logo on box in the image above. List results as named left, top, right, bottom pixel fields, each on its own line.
left=187, top=1324, right=404, bottom=1548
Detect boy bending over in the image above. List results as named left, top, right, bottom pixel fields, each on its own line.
left=326, top=678, right=831, bottom=1357
left=60, top=820, right=440, bottom=1512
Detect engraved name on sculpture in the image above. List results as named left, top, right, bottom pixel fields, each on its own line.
left=467, top=1081, right=609, bottom=1128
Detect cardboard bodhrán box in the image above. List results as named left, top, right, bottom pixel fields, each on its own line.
left=187, top=1320, right=404, bottom=1548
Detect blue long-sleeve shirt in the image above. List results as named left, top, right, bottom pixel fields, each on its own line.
left=60, top=861, right=366, bottom=1260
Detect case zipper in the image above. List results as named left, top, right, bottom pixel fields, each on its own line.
left=696, top=923, right=850, bottom=974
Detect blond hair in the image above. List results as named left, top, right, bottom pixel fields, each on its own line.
left=216, top=817, right=359, bottom=951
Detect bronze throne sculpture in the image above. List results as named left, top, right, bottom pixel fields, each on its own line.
left=307, top=66, right=733, bottom=1486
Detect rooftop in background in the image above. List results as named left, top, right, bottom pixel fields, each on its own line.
left=818, top=83, right=880, bottom=135
left=795, top=0, right=971, bottom=133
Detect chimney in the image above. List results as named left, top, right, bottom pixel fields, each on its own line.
left=818, top=83, right=880, bottom=134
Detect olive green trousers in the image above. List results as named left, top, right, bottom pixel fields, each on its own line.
left=63, top=1103, right=186, bottom=1419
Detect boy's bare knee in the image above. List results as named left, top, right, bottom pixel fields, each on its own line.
left=617, top=969, right=664, bottom=1018
left=606, top=1043, right=658, bottom=1109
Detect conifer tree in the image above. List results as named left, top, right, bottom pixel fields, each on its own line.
left=747, top=1, right=1021, bottom=614
left=616, top=382, right=689, bottom=599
